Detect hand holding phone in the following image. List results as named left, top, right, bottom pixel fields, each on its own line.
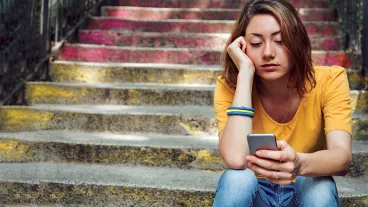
left=247, top=134, right=278, bottom=155
left=246, top=134, right=301, bottom=185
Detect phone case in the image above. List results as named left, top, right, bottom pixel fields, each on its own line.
left=247, top=134, right=278, bottom=155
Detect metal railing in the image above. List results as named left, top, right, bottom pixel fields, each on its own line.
left=363, top=0, right=368, bottom=76
left=0, top=0, right=45, bottom=105
left=334, top=0, right=366, bottom=75
left=0, top=0, right=103, bottom=105
left=334, top=0, right=363, bottom=52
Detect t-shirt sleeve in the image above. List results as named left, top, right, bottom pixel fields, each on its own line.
left=322, top=65, right=352, bottom=135
left=214, top=76, right=234, bottom=135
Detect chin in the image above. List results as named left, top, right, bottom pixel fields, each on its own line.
left=256, top=71, right=287, bottom=81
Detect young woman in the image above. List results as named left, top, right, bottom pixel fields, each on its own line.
left=213, top=0, right=352, bottom=206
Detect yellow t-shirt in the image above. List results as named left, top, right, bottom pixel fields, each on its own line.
left=214, top=65, right=352, bottom=175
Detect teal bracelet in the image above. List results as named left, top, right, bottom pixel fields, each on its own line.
left=227, top=111, right=254, bottom=118
left=227, top=106, right=254, bottom=112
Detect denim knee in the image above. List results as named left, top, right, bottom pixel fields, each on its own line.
left=295, top=176, right=341, bottom=207
left=213, top=168, right=258, bottom=207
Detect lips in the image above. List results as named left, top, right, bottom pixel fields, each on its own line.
left=260, top=63, right=279, bottom=71
left=261, top=63, right=279, bottom=67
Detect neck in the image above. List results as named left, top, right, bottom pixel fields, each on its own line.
left=257, top=75, right=294, bottom=100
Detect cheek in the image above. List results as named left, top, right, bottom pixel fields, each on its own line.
left=277, top=48, right=290, bottom=66
left=245, top=49, right=259, bottom=63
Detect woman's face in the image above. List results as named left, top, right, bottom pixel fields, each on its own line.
left=245, top=14, right=293, bottom=82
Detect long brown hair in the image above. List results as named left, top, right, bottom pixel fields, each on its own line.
left=221, top=0, right=316, bottom=96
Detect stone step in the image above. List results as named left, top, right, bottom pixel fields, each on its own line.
left=0, top=105, right=217, bottom=136
left=50, top=62, right=222, bottom=84
left=0, top=105, right=367, bottom=140
left=0, top=131, right=367, bottom=177
left=0, top=163, right=366, bottom=206
left=59, top=44, right=357, bottom=69
left=101, top=6, right=336, bottom=21
left=114, top=0, right=332, bottom=9
left=25, top=82, right=367, bottom=113
left=50, top=62, right=368, bottom=90
left=87, top=17, right=341, bottom=36
left=25, top=82, right=214, bottom=106
left=79, top=30, right=344, bottom=51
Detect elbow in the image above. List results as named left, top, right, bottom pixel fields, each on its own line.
left=218, top=140, right=248, bottom=169
left=221, top=154, right=248, bottom=170
left=341, top=154, right=352, bottom=176
left=337, top=151, right=352, bottom=176
left=226, top=159, right=248, bottom=170
left=338, top=165, right=350, bottom=176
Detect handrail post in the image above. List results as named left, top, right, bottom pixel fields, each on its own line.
left=363, top=0, right=368, bottom=76
left=41, top=0, right=49, bottom=58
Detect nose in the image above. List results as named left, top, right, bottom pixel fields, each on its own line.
left=263, top=41, right=276, bottom=59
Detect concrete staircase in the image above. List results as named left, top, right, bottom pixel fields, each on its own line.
left=0, top=0, right=367, bottom=206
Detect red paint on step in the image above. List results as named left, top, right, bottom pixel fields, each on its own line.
left=313, top=53, right=352, bottom=68
left=106, top=8, right=237, bottom=20
left=320, top=39, right=339, bottom=50
left=116, top=0, right=330, bottom=8
left=80, top=30, right=343, bottom=51
left=88, top=18, right=234, bottom=33
left=59, top=44, right=222, bottom=65
left=88, top=18, right=338, bottom=36
left=106, top=8, right=335, bottom=22
left=79, top=30, right=228, bottom=50
left=59, top=45, right=353, bottom=68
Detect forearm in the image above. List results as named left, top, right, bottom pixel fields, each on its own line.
left=298, top=148, right=352, bottom=177
left=219, top=70, right=253, bottom=169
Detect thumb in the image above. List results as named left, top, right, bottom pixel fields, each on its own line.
left=277, top=140, right=288, bottom=151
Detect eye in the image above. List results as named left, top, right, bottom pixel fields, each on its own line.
left=275, top=41, right=283, bottom=45
left=250, top=43, right=262, bottom=47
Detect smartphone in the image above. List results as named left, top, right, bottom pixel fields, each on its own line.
left=247, top=134, right=278, bottom=155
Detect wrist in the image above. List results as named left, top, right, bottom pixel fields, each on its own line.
left=237, top=69, right=254, bottom=85
left=238, top=64, right=255, bottom=73
left=297, top=152, right=309, bottom=176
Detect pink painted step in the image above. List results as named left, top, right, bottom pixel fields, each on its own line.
left=103, top=6, right=336, bottom=21
left=79, top=30, right=344, bottom=50
left=59, top=44, right=353, bottom=68
left=115, top=0, right=331, bottom=8
left=79, top=30, right=228, bottom=50
left=103, top=7, right=238, bottom=21
left=88, top=17, right=340, bottom=36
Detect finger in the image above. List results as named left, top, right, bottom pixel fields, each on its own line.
left=256, top=149, right=294, bottom=162
left=277, top=140, right=288, bottom=150
left=241, top=37, right=246, bottom=52
left=248, top=154, right=297, bottom=173
left=235, top=36, right=244, bottom=45
left=247, top=162, right=293, bottom=180
left=229, top=36, right=245, bottom=51
left=255, top=150, right=286, bottom=162
left=248, top=162, right=293, bottom=185
left=246, top=155, right=283, bottom=171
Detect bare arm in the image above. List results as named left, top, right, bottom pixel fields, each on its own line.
left=218, top=36, right=255, bottom=169
left=298, top=130, right=352, bottom=176
left=219, top=70, right=253, bottom=169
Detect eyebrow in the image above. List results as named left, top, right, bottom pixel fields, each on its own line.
left=249, top=31, right=281, bottom=37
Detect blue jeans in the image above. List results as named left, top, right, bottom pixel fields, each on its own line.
left=213, top=169, right=341, bottom=207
